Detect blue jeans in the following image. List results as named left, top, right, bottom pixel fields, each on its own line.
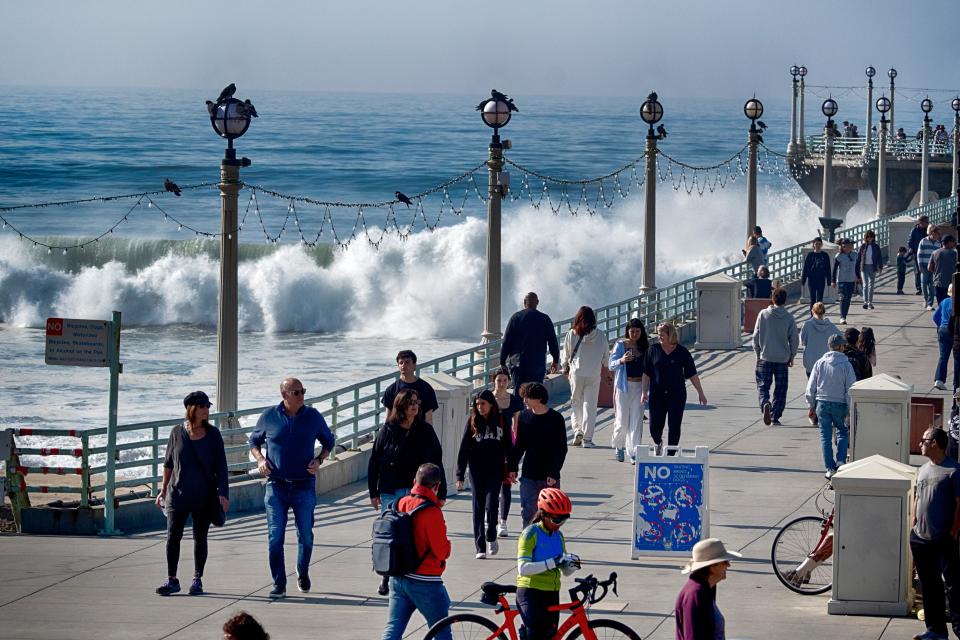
left=837, top=282, right=855, bottom=319
left=922, top=270, right=935, bottom=307
left=381, top=577, right=451, bottom=640
left=379, top=490, right=404, bottom=514
left=861, top=269, right=876, bottom=304
left=264, top=478, right=316, bottom=590
left=937, top=325, right=953, bottom=385
left=756, top=360, right=788, bottom=421
left=817, top=401, right=848, bottom=471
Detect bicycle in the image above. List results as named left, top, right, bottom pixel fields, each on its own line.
left=422, top=571, right=640, bottom=639
left=770, top=482, right=834, bottom=595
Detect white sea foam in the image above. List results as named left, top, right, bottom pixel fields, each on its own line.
left=0, top=183, right=837, bottom=338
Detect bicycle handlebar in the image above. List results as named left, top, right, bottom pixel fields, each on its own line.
left=570, top=572, right=619, bottom=606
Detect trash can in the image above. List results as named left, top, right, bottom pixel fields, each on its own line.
left=828, top=454, right=916, bottom=616
left=694, top=273, right=741, bottom=350
left=849, top=373, right=913, bottom=464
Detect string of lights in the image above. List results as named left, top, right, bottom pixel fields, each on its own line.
left=0, top=182, right=218, bottom=212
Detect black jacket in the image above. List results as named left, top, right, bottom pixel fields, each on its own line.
left=500, top=308, right=561, bottom=372
left=801, top=251, right=832, bottom=286
left=456, top=417, right=511, bottom=483
left=368, top=419, right=447, bottom=500
left=509, top=408, right=568, bottom=481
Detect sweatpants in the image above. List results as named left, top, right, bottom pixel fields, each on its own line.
left=470, top=473, right=500, bottom=554
left=569, top=374, right=600, bottom=443
left=611, top=380, right=643, bottom=456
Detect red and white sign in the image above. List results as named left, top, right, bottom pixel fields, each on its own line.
left=44, top=317, right=110, bottom=367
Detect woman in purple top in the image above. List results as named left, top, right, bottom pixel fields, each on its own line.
left=675, top=538, right=741, bottom=640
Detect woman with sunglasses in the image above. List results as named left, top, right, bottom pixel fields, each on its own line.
left=456, top=389, right=512, bottom=559
left=516, top=487, right=581, bottom=640
left=368, top=388, right=447, bottom=594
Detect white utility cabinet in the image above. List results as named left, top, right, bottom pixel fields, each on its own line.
left=694, top=273, right=741, bottom=350
left=828, top=454, right=916, bottom=616
left=849, top=373, right=913, bottom=464
left=798, top=241, right=839, bottom=304
left=421, top=372, right=472, bottom=495
left=886, top=215, right=921, bottom=272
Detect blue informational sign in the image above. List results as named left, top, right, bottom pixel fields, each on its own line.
left=632, top=446, right=709, bottom=558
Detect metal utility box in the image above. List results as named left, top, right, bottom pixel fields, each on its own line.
left=694, top=274, right=741, bottom=350
left=798, top=242, right=839, bottom=304
left=849, top=374, right=913, bottom=464
left=828, top=454, right=916, bottom=616
left=886, top=215, right=919, bottom=264
left=421, top=373, right=472, bottom=496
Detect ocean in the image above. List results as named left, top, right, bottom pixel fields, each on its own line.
left=0, top=86, right=883, bottom=435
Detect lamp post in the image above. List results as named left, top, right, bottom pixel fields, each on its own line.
left=745, top=96, right=764, bottom=238
left=876, top=94, right=891, bottom=217
left=478, top=92, right=513, bottom=343
left=798, top=66, right=808, bottom=153
left=864, top=66, right=875, bottom=159
left=640, top=92, right=664, bottom=294
left=888, top=68, right=897, bottom=135
left=920, top=97, right=933, bottom=205
left=209, top=88, right=253, bottom=429
left=788, top=66, right=800, bottom=157
left=821, top=97, right=839, bottom=219
left=952, top=97, right=960, bottom=196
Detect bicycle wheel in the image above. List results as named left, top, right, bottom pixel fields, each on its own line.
left=565, top=618, right=642, bottom=639
left=771, top=515, right=833, bottom=595
left=422, top=613, right=507, bottom=640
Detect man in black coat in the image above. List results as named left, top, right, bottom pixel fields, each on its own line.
left=499, top=292, right=561, bottom=390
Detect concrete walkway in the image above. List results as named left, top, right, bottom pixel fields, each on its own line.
left=0, top=269, right=948, bottom=640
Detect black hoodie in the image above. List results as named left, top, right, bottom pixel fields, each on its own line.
left=368, top=419, right=446, bottom=500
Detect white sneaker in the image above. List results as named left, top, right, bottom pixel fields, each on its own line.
left=581, top=440, right=596, bottom=448
left=489, top=540, right=499, bottom=556
left=935, top=380, right=947, bottom=390
left=497, top=521, right=509, bottom=538
left=839, top=317, right=847, bottom=325
left=475, top=552, right=486, bottom=560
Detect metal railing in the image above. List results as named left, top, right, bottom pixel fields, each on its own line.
left=804, top=134, right=954, bottom=158
left=7, top=196, right=956, bottom=512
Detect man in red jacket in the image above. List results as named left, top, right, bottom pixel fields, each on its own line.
left=380, top=463, right=452, bottom=640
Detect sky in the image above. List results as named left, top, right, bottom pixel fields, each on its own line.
left=1, top=0, right=959, bottom=99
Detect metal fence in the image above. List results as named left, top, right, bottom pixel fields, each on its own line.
left=6, top=196, right=957, bottom=513
left=804, top=134, right=954, bottom=158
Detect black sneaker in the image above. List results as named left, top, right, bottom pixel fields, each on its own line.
left=189, top=576, right=203, bottom=595
left=269, top=586, right=286, bottom=600
left=156, top=577, right=181, bottom=596
left=762, top=402, right=772, bottom=426
left=772, top=419, right=783, bottom=426
left=297, top=573, right=311, bottom=593
left=377, top=576, right=390, bottom=596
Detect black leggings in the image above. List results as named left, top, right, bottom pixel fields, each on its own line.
left=517, top=587, right=560, bottom=639
left=166, top=506, right=211, bottom=578
left=471, top=474, right=500, bottom=553
left=648, top=390, right=686, bottom=456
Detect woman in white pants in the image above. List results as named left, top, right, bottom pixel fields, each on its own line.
left=608, top=318, right=650, bottom=463
left=564, top=306, right=609, bottom=448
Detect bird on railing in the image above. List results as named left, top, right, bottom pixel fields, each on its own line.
left=164, top=179, right=181, bottom=197
left=395, top=191, right=413, bottom=207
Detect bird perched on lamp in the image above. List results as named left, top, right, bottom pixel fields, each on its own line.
left=476, top=89, right=519, bottom=113
left=656, top=124, right=668, bottom=140
left=216, top=83, right=236, bottom=103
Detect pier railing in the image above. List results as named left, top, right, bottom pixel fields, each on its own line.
left=6, top=197, right=956, bottom=514
left=803, top=134, right=954, bottom=158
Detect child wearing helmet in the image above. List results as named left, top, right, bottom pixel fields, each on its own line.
left=515, top=487, right=581, bottom=639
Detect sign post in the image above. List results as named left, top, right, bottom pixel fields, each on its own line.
left=631, top=446, right=709, bottom=558
left=45, top=311, right=123, bottom=535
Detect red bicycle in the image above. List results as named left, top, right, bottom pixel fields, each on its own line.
left=771, top=483, right=835, bottom=595
left=422, top=572, right=640, bottom=639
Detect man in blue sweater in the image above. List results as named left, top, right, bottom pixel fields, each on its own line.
left=249, top=378, right=336, bottom=599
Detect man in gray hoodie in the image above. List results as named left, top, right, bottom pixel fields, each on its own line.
left=805, top=334, right=857, bottom=479
left=753, top=287, right=799, bottom=426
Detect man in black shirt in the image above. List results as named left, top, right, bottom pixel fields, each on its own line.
left=500, top=292, right=561, bottom=391
left=381, top=350, right=439, bottom=424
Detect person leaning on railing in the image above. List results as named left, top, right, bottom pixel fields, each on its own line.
left=154, top=390, right=229, bottom=597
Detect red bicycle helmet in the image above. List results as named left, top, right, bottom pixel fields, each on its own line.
left=538, top=488, right=572, bottom=516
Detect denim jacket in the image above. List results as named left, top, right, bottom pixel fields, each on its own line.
left=608, top=340, right=645, bottom=393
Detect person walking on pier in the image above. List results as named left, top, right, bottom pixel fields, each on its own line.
left=742, top=237, right=764, bottom=297
left=934, top=285, right=957, bottom=391
left=563, top=306, right=608, bottom=448
left=369, top=388, right=446, bottom=595
left=896, top=246, right=909, bottom=294
left=801, top=302, right=841, bottom=378
left=249, top=378, right=336, bottom=599
left=929, top=235, right=957, bottom=305
left=801, top=237, right=831, bottom=308
left=508, top=382, right=568, bottom=528
left=500, top=292, right=561, bottom=392
left=609, top=318, right=650, bottom=463
left=752, top=287, right=799, bottom=426
left=155, top=391, right=229, bottom=596
left=918, top=226, right=942, bottom=310
left=842, top=328, right=873, bottom=381
left=456, top=389, right=511, bottom=559
left=675, top=538, right=741, bottom=640
left=492, top=369, right=523, bottom=538
left=908, top=215, right=930, bottom=295
left=805, top=334, right=856, bottom=479
left=856, top=230, right=883, bottom=310
left=832, top=238, right=859, bottom=325
left=910, top=427, right=960, bottom=640
left=752, top=226, right=772, bottom=262
left=640, top=323, right=708, bottom=454
left=382, top=350, right=438, bottom=425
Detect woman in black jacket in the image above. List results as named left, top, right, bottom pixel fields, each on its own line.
left=456, top=389, right=511, bottom=559
left=155, top=391, right=229, bottom=596
left=368, top=388, right=446, bottom=593
left=801, top=237, right=832, bottom=309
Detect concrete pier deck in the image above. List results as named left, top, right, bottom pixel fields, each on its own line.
left=0, top=270, right=947, bottom=639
